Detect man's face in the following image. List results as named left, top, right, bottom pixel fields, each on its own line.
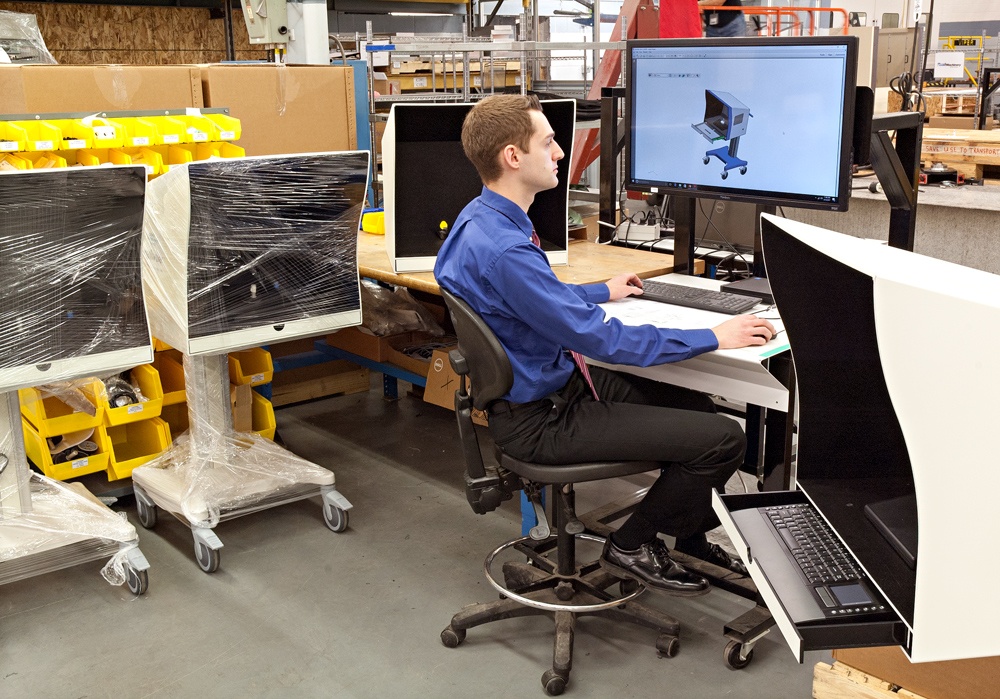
left=519, top=110, right=564, bottom=193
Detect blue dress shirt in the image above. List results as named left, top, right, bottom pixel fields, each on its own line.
left=434, top=187, right=719, bottom=403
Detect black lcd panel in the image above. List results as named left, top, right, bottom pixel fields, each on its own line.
left=184, top=153, right=367, bottom=339
left=0, top=167, right=148, bottom=370
left=389, top=100, right=574, bottom=258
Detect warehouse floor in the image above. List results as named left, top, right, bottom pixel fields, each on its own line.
left=1, top=377, right=826, bottom=697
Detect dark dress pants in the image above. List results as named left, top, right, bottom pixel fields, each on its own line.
left=487, top=365, right=746, bottom=540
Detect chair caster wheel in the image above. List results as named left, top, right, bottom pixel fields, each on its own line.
left=725, top=639, right=754, bottom=669
left=656, top=634, right=680, bottom=658
left=541, top=669, right=567, bottom=695
left=740, top=166, right=748, bottom=175
left=721, top=171, right=729, bottom=180
left=441, top=626, right=466, bottom=648
left=703, top=157, right=710, bottom=165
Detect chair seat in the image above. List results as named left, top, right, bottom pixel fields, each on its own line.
left=498, top=448, right=660, bottom=484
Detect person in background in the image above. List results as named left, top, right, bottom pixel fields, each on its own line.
left=698, top=0, right=749, bottom=38
left=435, top=94, right=776, bottom=595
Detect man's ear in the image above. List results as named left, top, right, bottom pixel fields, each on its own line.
left=500, top=144, right=520, bottom=171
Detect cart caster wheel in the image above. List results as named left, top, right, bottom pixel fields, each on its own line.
left=195, top=541, right=221, bottom=573
left=703, top=157, right=710, bottom=165
left=541, top=669, right=567, bottom=696
left=125, top=565, right=149, bottom=595
left=619, top=578, right=640, bottom=597
left=323, top=504, right=349, bottom=533
left=656, top=634, right=680, bottom=658
left=740, top=166, right=748, bottom=175
left=725, top=639, right=754, bottom=669
left=721, top=171, right=729, bottom=180
left=136, top=499, right=157, bottom=529
left=441, top=626, right=466, bottom=648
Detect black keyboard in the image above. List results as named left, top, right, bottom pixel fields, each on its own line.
left=764, top=504, right=863, bottom=586
left=638, top=279, right=759, bottom=315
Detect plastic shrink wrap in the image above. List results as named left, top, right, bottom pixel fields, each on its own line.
left=140, top=151, right=369, bottom=356
left=0, top=10, right=57, bottom=64
left=135, top=152, right=368, bottom=527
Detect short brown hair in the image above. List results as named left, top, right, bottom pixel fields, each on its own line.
left=461, top=94, right=543, bottom=184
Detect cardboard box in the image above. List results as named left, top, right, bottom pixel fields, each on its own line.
left=1, top=64, right=203, bottom=113
left=230, top=383, right=252, bottom=433
left=201, top=64, right=357, bottom=156
left=832, top=646, right=1000, bottom=699
left=423, top=348, right=487, bottom=426
left=384, top=333, right=437, bottom=378
left=927, top=115, right=976, bottom=129
left=326, top=327, right=409, bottom=363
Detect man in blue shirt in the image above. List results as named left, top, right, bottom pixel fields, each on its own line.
left=435, top=95, right=775, bottom=595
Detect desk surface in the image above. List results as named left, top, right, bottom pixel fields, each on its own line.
left=357, top=233, right=704, bottom=295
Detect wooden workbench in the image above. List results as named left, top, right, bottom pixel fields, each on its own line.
left=356, top=232, right=703, bottom=294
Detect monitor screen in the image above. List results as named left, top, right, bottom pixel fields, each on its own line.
left=626, top=36, right=858, bottom=211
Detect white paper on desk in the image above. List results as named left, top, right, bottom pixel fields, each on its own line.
left=601, top=297, right=785, bottom=335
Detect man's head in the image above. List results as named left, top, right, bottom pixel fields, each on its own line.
left=461, top=94, right=564, bottom=194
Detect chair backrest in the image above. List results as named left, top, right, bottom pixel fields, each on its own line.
left=441, top=289, right=514, bottom=411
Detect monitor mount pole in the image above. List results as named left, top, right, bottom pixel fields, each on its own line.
left=868, top=112, right=923, bottom=252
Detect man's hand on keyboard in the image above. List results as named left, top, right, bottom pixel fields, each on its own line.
left=605, top=272, right=644, bottom=301
left=712, top=314, right=777, bottom=349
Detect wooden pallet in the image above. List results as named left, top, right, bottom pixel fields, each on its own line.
left=920, top=126, right=1000, bottom=179
left=813, top=661, right=928, bottom=699
left=269, top=359, right=370, bottom=407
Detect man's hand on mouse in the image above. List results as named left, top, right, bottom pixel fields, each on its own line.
left=606, top=272, right=644, bottom=301
left=712, top=314, right=777, bottom=349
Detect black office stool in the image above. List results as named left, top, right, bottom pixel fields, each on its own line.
left=440, top=290, right=682, bottom=696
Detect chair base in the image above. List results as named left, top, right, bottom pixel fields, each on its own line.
left=441, top=556, right=681, bottom=696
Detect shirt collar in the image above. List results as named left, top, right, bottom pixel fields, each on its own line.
left=479, top=186, right=534, bottom=240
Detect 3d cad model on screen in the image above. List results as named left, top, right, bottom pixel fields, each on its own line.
left=692, top=89, right=753, bottom=180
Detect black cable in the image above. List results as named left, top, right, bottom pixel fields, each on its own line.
left=695, top=198, right=752, bottom=277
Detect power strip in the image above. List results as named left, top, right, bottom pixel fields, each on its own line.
left=618, top=223, right=660, bottom=241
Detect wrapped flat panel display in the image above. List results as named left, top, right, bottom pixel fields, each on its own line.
left=0, top=166, right=152, bottom=392
left=383, top=99, right=575, bottom=273
left=143, top=152, right=369, bottom=355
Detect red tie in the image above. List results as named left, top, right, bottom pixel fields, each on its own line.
left=530, top=229, right=600, bottom=402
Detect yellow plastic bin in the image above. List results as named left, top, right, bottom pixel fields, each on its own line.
left=22, top=418, right=109, bottom=481
left=102, top=364, right=164, bottom=426
left=159, top=402, right=190, bottom=440
left=19, top=379, right=105, bottom=438
left=250, top=392, right=276, bottom=440
left=114, top=117, right=160, bottom=148
left=153, top=350, right=186, bottom=406
left=122, top=147, right=163, bottom=177
left=228, top=347, right=274, bottom=387
left=0, top=122, right=22, bottom=152
left=7, top=120, right=61, bottom=151
left=100, top=417, right=172, bottom=480
left=30, top=152, right=67, bottom=169
left=202, top=113, right=242, bottom=142
left=181, top=114, right=216, bottom=143
left=52, top=119, right=94, bottom=150
left=76, top=148, right=111, bottom=167
left=147, top=116, right=187, bottom=145
left=0, top=153, right=32, bottom=170
left=195, top=142, right=245, bottom=160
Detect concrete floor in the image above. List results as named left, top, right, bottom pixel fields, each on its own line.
left=0, top=378, right=828, bottom=697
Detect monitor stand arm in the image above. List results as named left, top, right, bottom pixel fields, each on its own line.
left=868, top=112, right=923, bottom=252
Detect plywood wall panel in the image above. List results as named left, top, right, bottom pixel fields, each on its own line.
left=0, top=2, right=266, bottom=64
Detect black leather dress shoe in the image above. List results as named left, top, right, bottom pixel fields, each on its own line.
left=600, top=538, right=710, bottom=596
left=702, top=543, right=749, bottom=576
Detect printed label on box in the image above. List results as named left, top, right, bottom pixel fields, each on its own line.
left=252, top=373, right=265, bottom=384
left=190, top=131, right=208, bottom=142
left=65, top=139, right=86, bottom=149
left=473, top=76, right=482, bottom=87
left=220, top=130, right=235, bottom=140
left=413, top=77, right=428, bottom=88
left=0, top=141, right=16, bottom=152
left=72, top=458, right=90, bottom=469
left=33, top=140, right=54, bottom=150
left=132, top=136, right=150, bottom=146
left=127, top=404, right=144, bottom=414
left=163, top=134, right=180, bottom=144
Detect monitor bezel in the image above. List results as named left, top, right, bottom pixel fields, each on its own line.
left=624, top=35, right=859, bottom=212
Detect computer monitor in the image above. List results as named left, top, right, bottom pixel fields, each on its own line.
left=625, top=36, right=858, bottom=212
left=0, top=166, right=151, bottom=392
